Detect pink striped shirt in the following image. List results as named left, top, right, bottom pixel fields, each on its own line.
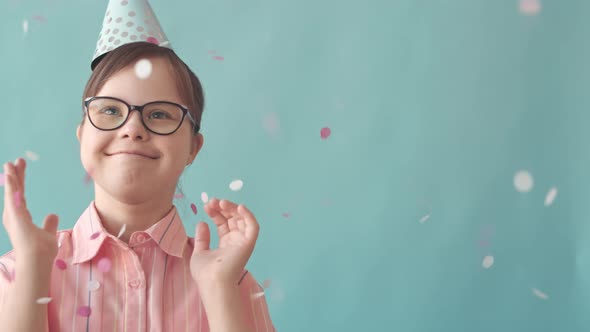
left=0, top=201, right=275, bottom=332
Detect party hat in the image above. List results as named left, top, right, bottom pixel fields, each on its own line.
left=91, top=0, right=172, bottom=70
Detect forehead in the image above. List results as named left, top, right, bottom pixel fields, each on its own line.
left=96, top=57, right=183, bottom=105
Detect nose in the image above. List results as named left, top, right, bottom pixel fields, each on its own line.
left=119, top=109, right=148, bottom=140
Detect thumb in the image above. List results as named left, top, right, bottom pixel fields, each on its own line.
left=42, top=214, right=59, bottom=234
left=193, top=221, right=210, bottom=254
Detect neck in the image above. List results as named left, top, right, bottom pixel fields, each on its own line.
left=93, top=186, right=174, bottom=243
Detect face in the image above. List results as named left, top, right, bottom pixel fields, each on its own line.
left=77, top=56, right=204, bottom=205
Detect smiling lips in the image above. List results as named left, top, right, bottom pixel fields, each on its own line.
left=108, top=151, right=158, bottom=159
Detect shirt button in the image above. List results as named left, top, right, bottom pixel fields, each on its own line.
left=128, top=279, right=144, bottom=289
left=136, top=234, right=147, bottom=243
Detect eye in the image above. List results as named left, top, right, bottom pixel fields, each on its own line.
left=148, top=110, right=172, bottom=120
left=99, top=106, right=122, bottom=116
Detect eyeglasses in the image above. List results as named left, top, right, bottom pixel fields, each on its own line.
left=83, top=96, right=199, bottom=135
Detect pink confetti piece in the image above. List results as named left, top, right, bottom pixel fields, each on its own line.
left=174, top=192, right=185, bottom=199
left=90, top=232, right=100, bottom=240
left=320, top=127, right=331, bottom=140
left=84, top=172, right=92, bottom=185
left=13, top=191, right=21, bottom=208
left=31, top=15, right=47, bottom=24
left=146, top=37, right=159, bottom=45
left=190, top=203, right=198, bottom=215
left=55, top=259, right=67, bottom=270
left=262, top=279, right=272, bottom=288
left=0, top=173, right=4, bottom=186
left=520, top=0, right=541, bottom=15
left=77, top=306, right=92, bottom=317
left=213, top=55, right=225, bottom=61
left=282, top=212, right=291, bottom=218
left=97, top=257, right=112, bottom=273
left=478, top=239, right=491, bottom=248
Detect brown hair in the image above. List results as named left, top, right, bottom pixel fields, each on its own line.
left=82, top=42, right=205, bottom=134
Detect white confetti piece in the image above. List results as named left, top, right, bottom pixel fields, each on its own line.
left=514, top=170, right=534, bottom=192
left=201, top=192, right=209, bottom=203
left=532, top=288, right=549, bottom=300
left=23, top=20, right=28, bottom=34
left=419, top=213, right=430, bottom=224
left=544, top=187, right=558, bottom=206
left=88, top=280, right=101, bottom=291
left=482, top=255, right=494, bottom=269
left=36, top=297, right=52, bottom=304
left=229, top=180, right=243, bottom=192
left=25, top=150, right=39, bottom=161
left=117, top=224, right=127, bottom=239
left=251, top=291, right=265, bottom=300
left=134, top=59, right=152, bottom=80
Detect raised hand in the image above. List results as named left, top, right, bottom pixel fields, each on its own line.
left=190, top=198, right=259, bottom=287
left=2, top=158, right=59, bottom=270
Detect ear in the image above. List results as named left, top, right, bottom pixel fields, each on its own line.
left=188, top=133, right=204, bottom=165
left=76, top=124, right=81, bottom=142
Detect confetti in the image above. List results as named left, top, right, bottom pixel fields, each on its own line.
left=190, top=203, right=198, bottom=215
left=88, top=280, right=101, bottom=292
left=514, top=170, right=534, bottom=192
left=544, top=187, right=558, bottom=206
left=282, top=212, right=291, bottom=218
left=520, top=0, right=541, bottom=15
left=134, top=59, right=152, bottom=80
left=84, top=172, right=92, bottom=185
left=31, top=15, right=47, bottom=24
left=229, top=180, right=243, bottom=192
left=97, top=257, right=112, bottom=273
left=320, top=127, right=331, bottom=140
left=208, top=50, right=217, bottom=54
left=251, top=291, right=265, bottom=300
left=201, top=192, right=209, bottom=203
left=262, top=279, right=272, bottom=288
left=419, top=213, right=430, bottom=224
left=174, top=192, right=185, bottom=199
left=22, top=20, right=28, bottom=34
left=478, top=239, right=490, bottom=248
left=263, top=112, right=280, bottom=136
left=36, top=297, right=52, bottom=304
left=213, top=55, right=225, bottom=61
left=482, top=255, right=494, bottom=269
left=117, top=224, right=127, bottom=238
left=0, top=173, right=4, bottom=186
left=55, top=259, right=67, bottom=270
left=25, top=150, right=39, bottom=161
left=77, top=306, right=92, bottom=317
left=90, top=232, right=100, bottom=240
left=14, top=191, right=21, bottom=208
left=532, top=288, right=549, bottom=300
left=146, top=37, right=159, bottom=45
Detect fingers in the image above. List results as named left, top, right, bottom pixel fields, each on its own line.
left=14, top=158, right=25, bottom=195
left=42, top=214, right=59, bottom=234
left=237, top=204, right=260, bottom=241
left=193, top=222, right=211, bottom=253
left=204, top=199, right=230, bottom=237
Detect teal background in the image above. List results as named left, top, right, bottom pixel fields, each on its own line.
left=1, top=0, right=589, bottom=330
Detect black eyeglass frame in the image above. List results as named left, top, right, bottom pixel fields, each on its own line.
left=83, top=96, right=200, bottom=135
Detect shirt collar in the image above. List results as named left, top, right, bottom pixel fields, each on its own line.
left=72, top=201, right=187, bottom=264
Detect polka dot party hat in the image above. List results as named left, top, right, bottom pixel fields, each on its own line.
left=91, top=0, right=172, bottom=70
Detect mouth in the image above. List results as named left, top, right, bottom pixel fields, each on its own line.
left=107, top=152, right=158, bottom=160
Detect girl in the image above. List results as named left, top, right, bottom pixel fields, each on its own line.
left=0, top=4, right=275, bottom=331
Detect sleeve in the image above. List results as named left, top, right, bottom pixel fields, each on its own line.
left=238, top=270, right=276, bottom=332
left=0, top=251, right=16, bottom=311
